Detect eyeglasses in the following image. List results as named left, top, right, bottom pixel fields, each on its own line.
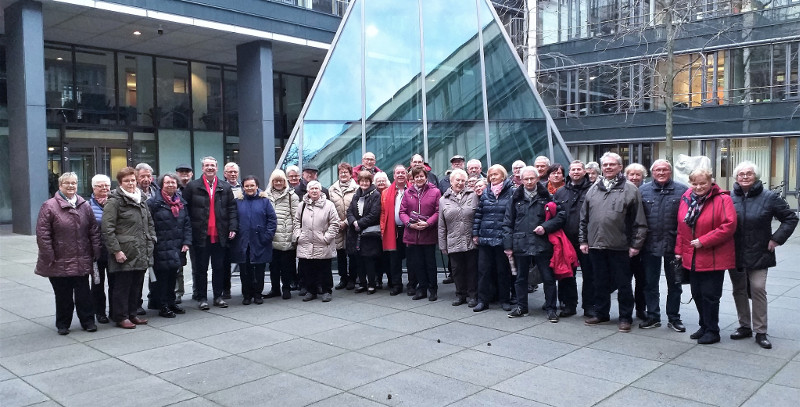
left=736, top=172, right=755, bottom=178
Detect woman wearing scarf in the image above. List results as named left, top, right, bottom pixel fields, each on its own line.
left=675, top=167, right=736, bottom=344
left=89, top=174, right=112, bottom=324
left=346, top=171, right=383, bottom=294
left=231, top=176, right=277, bottom=304
left=147, top=173, right=191, bottom=318
left=36, top=172, right=102, bottom=335
left=264, top=169, right=300, bottom=300
left=545, top=163, right=566, bottom=196
left=102, top=167, right=156, bottom=329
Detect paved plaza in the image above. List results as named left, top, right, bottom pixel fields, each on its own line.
left=1, top=223, right=799, bottom=406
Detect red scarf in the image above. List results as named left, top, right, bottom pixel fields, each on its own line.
left=161, top=189, right=183, bottom=218
left=204, top=176, right=218, bottom=243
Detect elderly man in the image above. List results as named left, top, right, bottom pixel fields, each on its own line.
left=508, top=160, right=526, bottom=187
left=625, top=163, right=649, bottom=321
left=294, top=163, right=329, bottom=200
left=380, top=164, right=417, bottom=296
left=286, top=165, right=301, bottom=189
left=222, top=161, right=243, bottom=300
left=174, top=163, right=193, bottom=304
left=438, top=155, right=466, bottom=193
left=638, top=159, right=688, bottom=331
left=183, top=156, right=239, bottom=310
left=223, top=162, right=242, bottom=196
left=135, top=163, right=159, bottom=200
left=466, top=159, right=486, bottom=181
left=410, top=153, right=438, bottom=186
left=353, top=152, right=382, bottom=178
left=176, top=164, right=193, bottom=191
left=579, top=152, right=647, bottom=333
left=533, top=156, right=551, bottom=183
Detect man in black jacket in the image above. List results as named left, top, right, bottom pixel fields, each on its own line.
left=183, top=156, right=238, bottom=310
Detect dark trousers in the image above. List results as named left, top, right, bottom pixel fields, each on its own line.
left=192, top=238, right=226, bottom=301
left=515, top=253, right=557, bottom=311
left=91, top=259, right=109, bottom=316
left=407, top=244, right=437, bottom=293
left=269, top=249, right=296, bottom=293
left=110, top=269, right=145, bottom=322
left=631, top=253, right=646, bottom=314
left=556, top=276, right=578, bottom=308
left=449, top=249, right=478, bottom=299
left=388, top=226, right=409, bottom=288
left=153, top=268, right=178, bottom=308
left=590, top=249, right=634, bottom=322
left=336, top=248, right=359, bottom=284
left=240, top=261, right=266, bottom=299
left=690, top=269, right=724, bottom=333
left=299, top=258, right=333, bottom=294
left=377, top=254, right=390, bottom=285
left=49, top=275, right=93, bottom=329
left=358, top=255, right=378, bottom=288
left=477, top=245, right=511, bottom=304
left=642, top=252, right=682, bottom=322
left=576, top=247, right=595, bottom=313
left=223, top=248, right=233, bottom=293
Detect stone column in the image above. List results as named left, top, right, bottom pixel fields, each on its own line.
left=236, top=41, right=275, bottom=184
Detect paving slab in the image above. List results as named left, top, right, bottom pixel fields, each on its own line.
left=671, top=345, right=787, bottom=381
left=632, top=363, right=762, bottom=406
left=306, top=391, right=387, bottom=407
left=119, top=341, right=229, bottom=374
left=59, top=375, right=195, bottom=407
left=545, top=347, right=662, bottom=384
left=414, top=321, right=507, bottom=348
left=158, top=355, right=278, bottom=395
left=0, top=343, right=107, bottom=376
left=224, top=304, right=308, bottom=325
left=84, top=328, right=186, bottom=356
left=307, top=322, right=403, bottom=350
left=419, top=348, right=534, bottom=387
left=239, top=338, right=346, bottom=371
left=204, top=372, right=341, bottom=407
left=741, top=383, right=800, bottom=407
left=517, top=317, right=616, bottom=346
left=448, top=388, right=550, bottom=407
left=361, top=309, right=450, bottom=334
left=197, top=325, right=295, bottom=354
left=769, top=360, right=800, bottom=388
left=472, top=333, right=578, bottom=365
left=492, top=365, right=625, bottom=407
left=360, top=335, right=462, bottom=367
left=24, top=358, right=148, bottom=397
left=351, top=368, right=482, bottom=407
left=595, top=386, right=714, bottom=407
left=290, top=351, right=407, bottom=391
left=589, top=331, right=694, bottom=361
left=267, top=313, right=353, bottom=336
left=0, top=378, right=49, bottom=407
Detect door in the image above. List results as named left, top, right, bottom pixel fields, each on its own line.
left=66, top=144, right=128, bottom=196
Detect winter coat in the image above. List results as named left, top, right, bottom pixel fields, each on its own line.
left=640, top=179, right=688, bottom=256
left=380, top=182, right=406, bottom=251
left=732, top=181, right=798, bottom=271
left=89, top=195, right=109, bottom=262
left=35, top=193, right=102, bottom=278
left=329, top=179, right=358, bottom=250
left=473, top=178, right=514, bottom=247
left=346, top=185, right=383, bottom=257
left=230, top=189, right=278, bottom=264
left=579, top=173, right=647, bottom=251
left=264, top=186, right=300, bottom=251
left=147, top=192, right=192, bottom=271
left=294, top=194, right=339, bottom=259
left=438, top=187, right=479, bottom=253
left=552, top=176, right=593, bottom=244
left=676, top=184, right=737, bottom=272
left=294, top=178, right=329, bottom=201
left=102, top=188, right=156, bottom=272
left=502, top=183, right=564, bottom=256
left=183, top=176, right=239, bottom=248
left=544, top=202, right=579, bottom=278
left=399, top=181, right=441, bottom=246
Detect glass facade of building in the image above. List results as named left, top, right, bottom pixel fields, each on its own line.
left=278, top=0, right=568, bottom=186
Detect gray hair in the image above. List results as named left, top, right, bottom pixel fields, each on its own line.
left=600, top=152, right=622, bottom=166
left=467, top=159, right=482, bottom=168
left=91, top=174, right=111, bottom=187
left=650, top=159, right=672, bottom=172
left=449, top=169, right=468, bottom=182
left=733, top=160, right=760, bottom=180
left=534, top=156, right=551, bottom=166
left=224, top=162, right=240, bottom=172
left=307, top=180, right=322, bottom=190
left=201, top=156, right=217, bottom=165
left=59, top=172, right=78, bottom=185
left=135, top=163, right=154, bottom=173
left=511, top=160, right=526, bottom=169
left=158, top=172, right=179, bottom=188
left=285, top=165, right=300, bottom=175
left=586, top=161, right=600, bottom=172
left=625, top=163, right=648, bottom=178
left=269, top=169, right=288, bottom=186
left=374, top=171, right=389, bottom=183
left=487, top=164, right=508, bottom=180
left=519, top=166, right=538, bottom=178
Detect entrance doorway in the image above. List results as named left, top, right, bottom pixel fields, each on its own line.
left=65, top=144, right=128, bottom=197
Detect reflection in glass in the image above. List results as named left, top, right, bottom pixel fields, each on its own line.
left=426, top=122, right=486, bottom=174
left=155, top=58, right=190, bottom=129
left=302, top=121, right=362, bottom=186
left=192, top=62, right=222, bottom=131
left=117, top=54, right=153, bottom=127
left=364, top=122, right=424, bottom=169
left=45, top=46, right=74, bottom=123
left=132, top=132, right=157, bottom=172
left=75, top=48, right=116, bottom=125
left=488, top=120, right=548, bottom=171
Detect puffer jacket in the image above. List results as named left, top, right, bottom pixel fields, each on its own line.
left=230, top=189, right=278, bottom=264
left=676, top=184, right=737, bottom=272
left=503, top=183, right=564, bottom=256
left=640, top=179, right=688, bottom=256
left=346, top=185, right=382, bottom=257
left=329, top=179, right=358, bottom=250
left=399, top=181, right=441, bottom=245
left=35, top=193, right=102, bottom=278
left=147, top=192, right=192, bottom=271
left=294, top=194, right=339, bottom=259
left=182, top=176, right=238, bottom=248
left=264, top=186, right=299, bottom=251
left=472, top=178, right=514, bottom=247
left=102, top=188, right=156, bottom=272
left=438, top=187, right=479, bottom=253
left=553, top=176, right=593, bottom=244
left=579, top=173, right=647, bottom=250
left=732, top=181, right=798, bottom=271
left=89, top=194, right=109, bottom=263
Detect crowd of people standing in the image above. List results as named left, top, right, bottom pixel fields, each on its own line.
left=35, top=151, right=797, bottom=350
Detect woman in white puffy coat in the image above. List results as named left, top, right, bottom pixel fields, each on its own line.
left=263, top=169, right=300, bottom=300
left=294, top=180, right=339, bottom=302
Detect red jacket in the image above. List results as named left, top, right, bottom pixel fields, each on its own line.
left=545, top=202, right=578, bottom=279
left=380, top=182, right=404, bottom=251
left=675, top=184, right=737, bottom=272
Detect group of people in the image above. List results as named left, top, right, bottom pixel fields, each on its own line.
left=35, top=151, right=797, bottom=350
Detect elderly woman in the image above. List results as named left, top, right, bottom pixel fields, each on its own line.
left=286, top=165, right=301, bottom=189
left=373, top=172, right=391, bottom=288
left=295, top=180, right=339, bottom=302
left=508, top=160, right=526, bottom=187
left=676, top=168, right=737, bottom=344
left=89, top=174, right=111, bottom=324
left=400, top=166, right=441, bottom=301
left=625, top=163, right=649, bottom=321
left=330, top=162, right=359, bottom=290
left=264, top=169, right=300, bottom=300
left=346, top=171, right=383, bottom=293
left=102, top=167, right=155, bottom=329
left=36, top=172, right=102, bottom=335
left=472, top=178, right=487, bottom=196
left=729, top=161, right=798, bottom=349
left=147, top=173, right=191, bottom=318
left=545, top=163, right=566, bottom=195
left=231, top=176, right=278, bottom=305
left=585, top=161, right=600, bottom=184
left=439, top=169, right=479, bottom=306
left=472, top=164, right=515, bottom=312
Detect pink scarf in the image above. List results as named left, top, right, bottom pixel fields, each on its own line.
left=161, top=189, right=183, bottom=218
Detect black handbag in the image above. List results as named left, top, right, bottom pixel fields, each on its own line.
left=360, top=225, right=381, bottom=238
left=672, top=258, right=691, bottom=285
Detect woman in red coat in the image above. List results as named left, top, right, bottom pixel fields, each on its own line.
left=676, top=168, right=737, bottom=345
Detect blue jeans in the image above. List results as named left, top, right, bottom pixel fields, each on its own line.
left=514, top=253, right=556, bottom=311
left=589, top=249, right=634, bottom=322
left=642, top=252, right=682, bottom=322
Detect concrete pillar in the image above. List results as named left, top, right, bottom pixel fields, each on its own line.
left=5, top=0, right=48, bottom=235
left=236, top=41, right=275, bottom=184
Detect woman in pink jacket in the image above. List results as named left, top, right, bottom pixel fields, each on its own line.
left=399, top=166, right=441, bottom=301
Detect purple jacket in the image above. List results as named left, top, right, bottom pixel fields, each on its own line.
left=35, top=193, right=102, bottom=278
left=399, top=181, right=441, bottom=245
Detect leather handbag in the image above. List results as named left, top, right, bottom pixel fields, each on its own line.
left=360, top=225, right=381, bottom=238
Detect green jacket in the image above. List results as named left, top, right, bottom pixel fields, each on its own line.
left=102, top=188, right=156, bottom=272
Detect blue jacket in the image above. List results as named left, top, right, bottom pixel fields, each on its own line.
left=640, top=179, right=688, bottom=256
left=473, top=178, right=514, bottom=247
left=147, top=192, right=192, bottom=271
left=230, top=190, right=278, bottom=264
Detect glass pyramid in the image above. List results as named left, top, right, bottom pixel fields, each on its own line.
left=278, top=0, right=570, bottom=185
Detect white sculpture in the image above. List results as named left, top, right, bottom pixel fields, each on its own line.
left=673, top=154, right=712, bottom=185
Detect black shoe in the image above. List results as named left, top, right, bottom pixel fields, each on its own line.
left=335, top=281, right=347, bottom=290
left=667, top=320, right=686, bottom=332
left=169, top=305, right=186, bottom=314
left=473, top=302, right=488, bottom=312
left=57, top=327, right=69, bottom=335
left=82, top=322, right=98, bottom=332
left=547, top=310, right=559, bottom=323
left=175, top=295, right=182, bottom=304
left=282, top=291, right=292, bottom=300
left=407, top=287, right=416, bottom=296
left=730, top=327, right=753, bottom=340
left=636, top=310, right=647, bottom=321
left=500, top=302, right=511, bottom=311
left=346, top=281, right=356, bottom=290
left=508, top=307, right=528, bottom=318
left=697, top=331, right=721, bottom=344
left=412, top=291, right=427, bottom=300
left=253, top=296, right=264, bottom=305
left=559, top=307, right=577, bottom=318
left=367, top=287, right=377, bottom=295
left=159, top=307, right=176, bottom=318
left=755, top=333, right=772, bottom=349
left=242, top=298, right=252, bottom=305
left=136, top=307, right=146, bottom=315
left=452, top=297, right=467, bottom=306
left=583, top=309, right=595, bottom=318
left=442, top=277, right=454, bottom=284
left=428, top=290, right=437, bottom=301
left=467, top=298, right=478, bottom=308
left=389, top=286, right=403, bottom=296
left=584, top=316, right=610, bottom=325
left=302, top=293, right=317, bottom=302
left=96, top=314, right=110, bottom=324
left=690, top=327, right=706, bottom=340
left=354, top=286, right=367, bottom=293
left=299, top=287, right=308, bottom=296
left=147, top=303, right=160, bottom=310
left=527, top=284, right=535, bottom=293
left=222, top=290, right=232, bottom=300
left=639, top=318, right=661, bottom=329
left=213, top=298, right=228, bottom=308
left=263, top=291, right=281, bottom=299
left=198, top=301, right=210, bottom=311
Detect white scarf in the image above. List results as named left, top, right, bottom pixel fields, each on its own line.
left=121, top=187, right=142, bottom=204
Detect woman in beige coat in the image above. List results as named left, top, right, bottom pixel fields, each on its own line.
left=329, top=162, right=359, bottom=290
left=295, top=180, right=339, bottom=302
left=264, top=169, right=300, bottom=299
left=438, top=169, right=480, bottom=307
